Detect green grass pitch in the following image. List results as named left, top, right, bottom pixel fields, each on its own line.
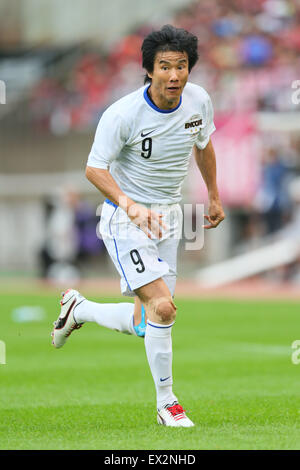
left=1, top=291, right=300, bottom=450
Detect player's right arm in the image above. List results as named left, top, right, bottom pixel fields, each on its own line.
left=86, top=107, right=164, bottom=239
left=85, top=166, right=134, bottom=212
left=86, top=167, right=164, bottom=239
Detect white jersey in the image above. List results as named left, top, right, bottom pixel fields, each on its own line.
left=87, top=82, right=216, bottom=204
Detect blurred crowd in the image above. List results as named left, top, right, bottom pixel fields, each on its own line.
left=29, top=0, right=300, bottom=133
left=178, top=0, right=300, bottom=112
left=3, top=0, right=300, bottom=281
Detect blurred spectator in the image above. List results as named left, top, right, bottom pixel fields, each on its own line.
left=39, top=188, right=104, bottom=281
left=239, top=33, right=273, bottom=66
left=255, top=147, right=294, bottom=233
left=65, top=188, right=103, bottom=262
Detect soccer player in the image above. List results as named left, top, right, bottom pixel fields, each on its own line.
left=51, top=25, right=225, bottom=427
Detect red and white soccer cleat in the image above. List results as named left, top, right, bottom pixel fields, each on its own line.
left=51, top=289, right=85, bottom=349
left=157, top=402, right=195, bottom=427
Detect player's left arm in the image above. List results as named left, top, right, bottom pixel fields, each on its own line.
left=194, top=139, right=225, bottom=229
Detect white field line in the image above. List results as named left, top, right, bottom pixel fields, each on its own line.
left=232, top=343, right=291, bottom=355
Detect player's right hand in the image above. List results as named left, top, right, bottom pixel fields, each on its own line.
left=127, top=203, right=167, bottom=239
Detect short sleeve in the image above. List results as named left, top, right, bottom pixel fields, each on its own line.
left=195, top=93, right=216, bottom=150
left=87, top=107, right=128, bottom=169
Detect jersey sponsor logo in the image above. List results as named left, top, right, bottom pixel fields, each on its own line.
left=185, top=119, right=202, bottom=129
left=141, top=129, right=156, bottom=137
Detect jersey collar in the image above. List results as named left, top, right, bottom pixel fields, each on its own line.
left=143, top=85, right=182, bottom=114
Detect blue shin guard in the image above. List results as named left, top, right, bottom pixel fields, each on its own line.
left=133, top=304, right=146, bottom=337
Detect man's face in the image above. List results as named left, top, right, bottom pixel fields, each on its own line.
left=148, top=50, right=189, bottom=108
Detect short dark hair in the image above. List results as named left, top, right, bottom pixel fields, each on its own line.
left=141, top=24, right=198, bottom=84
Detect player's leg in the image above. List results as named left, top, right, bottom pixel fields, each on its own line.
left=135, top=277, right=194, bottom=427
left=52, top=290, right=149, bottom=348
left=136, top=277, right=176, bottom=412
left=51, top=288, right=137, bottom=348
left=73, top=293, right=136, bottom=334
left=72, top=292, right=147, bottom=336
left=68, top=292, right=146, bottom=337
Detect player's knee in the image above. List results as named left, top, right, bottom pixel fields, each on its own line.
left=155, top=298, right=177, bottom=324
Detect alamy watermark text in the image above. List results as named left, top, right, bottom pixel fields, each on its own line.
left=0, top=80, right=6, bottom=104
left=0, top=340, right=6, bottom=364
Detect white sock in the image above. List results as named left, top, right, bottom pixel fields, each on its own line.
left=74, top=300, right=135, bottom=335
left=144, top=320, right=177, bottom=410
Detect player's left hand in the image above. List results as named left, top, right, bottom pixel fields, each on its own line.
left=203, top=199, right=225, bottom=229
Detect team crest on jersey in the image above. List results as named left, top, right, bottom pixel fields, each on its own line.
left=185, top=115, right=203, bottom=134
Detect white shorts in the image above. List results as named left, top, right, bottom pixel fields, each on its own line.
left=99, top=199, right=183, bottom=297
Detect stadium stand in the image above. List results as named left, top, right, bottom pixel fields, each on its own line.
left=25, top=0, right=300, bottom=131
left=1, top=0, right=300, bottom=282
